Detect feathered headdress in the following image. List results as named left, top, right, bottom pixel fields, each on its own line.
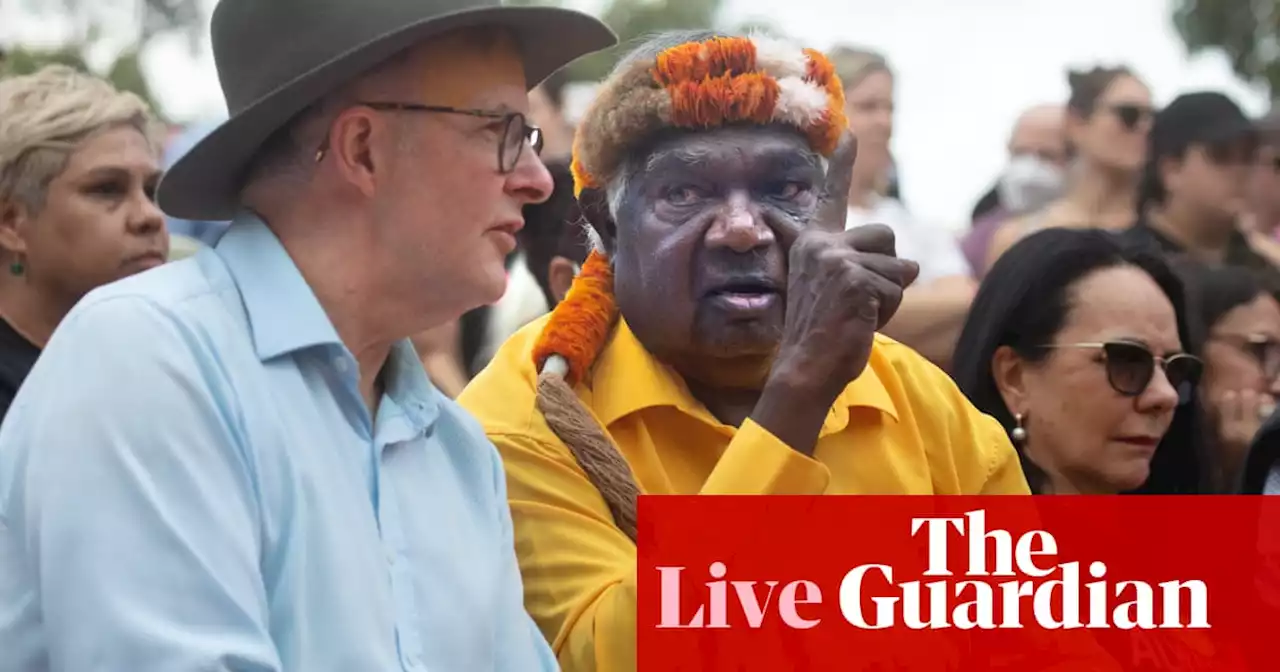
left=530, top=34, right=847, bottom=542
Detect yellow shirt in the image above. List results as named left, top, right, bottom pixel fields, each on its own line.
left=458, top=317, right=1030, bottom=672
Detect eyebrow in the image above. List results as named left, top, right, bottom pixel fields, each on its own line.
left=644, top=145, right=822, bottom=175
left=79, top=166, right=162, bottom=183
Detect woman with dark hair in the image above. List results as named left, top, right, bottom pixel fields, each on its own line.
left=953, top=228, right=1206, bottom=494
left=1177, top=262, right=1280, bottom=490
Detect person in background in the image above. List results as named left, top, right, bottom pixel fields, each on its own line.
left=527, top=69, right=574, bottom=160
left=1239, top=108, right=1280, bottom=265
left=987, top=66, right=1152, bottom=270
left=411, top=318, right=470, bottom=398
left=460, top=31, right=1031, bottom=672
left=829, top=45, right=975, bottom=367
left=0, top=65, right=167, bottom=422
left=962, top=104, right=1068, bottom=277
left=517, top=158, right=588, bottom=308
left=1178, top=262, right=1280, bottom=491
left=0, top=0, right=614, bottom=668
left=1119, top=92, right=1280, bottom=290
left=953, top=228, right=1205, bottom=495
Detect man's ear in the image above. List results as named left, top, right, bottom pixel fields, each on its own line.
left=547, top=255, right=578, bottom=304
left=576, top=187, right=616, bottom=255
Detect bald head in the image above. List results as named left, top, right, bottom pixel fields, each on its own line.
left=1009, top=104, right=1067, bottom=166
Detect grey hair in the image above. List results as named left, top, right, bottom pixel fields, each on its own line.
left=0, top=65, right=160, bottom=215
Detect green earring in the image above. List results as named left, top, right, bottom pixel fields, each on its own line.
left=9, top=261, right=23, bottom=276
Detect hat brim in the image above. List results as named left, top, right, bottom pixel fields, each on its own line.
left=158, top=6, right=615, bottom=221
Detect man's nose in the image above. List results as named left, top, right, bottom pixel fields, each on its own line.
left=704, top=192, right=774, bottom=253
left=506, top=148, right=555, bottom=205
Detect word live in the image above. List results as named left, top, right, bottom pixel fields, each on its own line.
left=655, top=510, right=1209, bottom=631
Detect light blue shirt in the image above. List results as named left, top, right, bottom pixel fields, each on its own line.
left=0, top=214, right=557, bottom=671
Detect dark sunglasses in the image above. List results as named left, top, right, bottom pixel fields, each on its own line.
left=1211, top=333, right=1280, bottom=380
left=1105, top=104, right=1154, bottom=131
left=1040, top=341, right=1202, bottom=403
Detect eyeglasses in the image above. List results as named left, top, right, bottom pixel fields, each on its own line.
left=1039, top=341, right=1202, bottom=402
left=1210, top=332, right=1280, bottom=380
left=316, top=102, right=543, bottom=174
left=1104, top=104, right=1154, bottom=131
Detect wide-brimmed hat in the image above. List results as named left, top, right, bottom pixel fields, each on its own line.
left=157, top=0, right=615, bottom=221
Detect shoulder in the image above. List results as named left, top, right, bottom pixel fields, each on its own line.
left=865, top=334, right=1014, bottom=475
left=9, top=256, right=246, bottom=430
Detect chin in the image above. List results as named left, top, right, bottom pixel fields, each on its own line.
left=695, top=327, right=781, bottom=359
left=1108, top=461, right=1152, bottom=493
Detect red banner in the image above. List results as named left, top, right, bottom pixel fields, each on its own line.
left=637, top=496, right=1280, bottom=671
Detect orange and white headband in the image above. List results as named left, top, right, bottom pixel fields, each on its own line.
left=568, top=35, right=848, bottom=201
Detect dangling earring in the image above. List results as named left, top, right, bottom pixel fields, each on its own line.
left=9, top=257, right=24, bottom=277
left=1010, top=412, right=1027, bottom=444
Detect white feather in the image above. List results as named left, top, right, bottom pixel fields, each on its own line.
left=748, top=34, right=807, bottom=79
left=773, top=77, right=831, bottom=127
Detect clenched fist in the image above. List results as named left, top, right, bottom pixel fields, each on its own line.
left=752, top=130, right=920, bottom=454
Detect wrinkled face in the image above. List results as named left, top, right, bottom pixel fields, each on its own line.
left=1203, top=293, right=1280, bottom=404
left=369, top=30, right=553, bottom=315
left=843, top=70, right=894, bottom=184
left=5, top=125, right=166, bottom=306
left=1068, top=75, right=1153, bottom=173
left=610, top=126, right=825, bottom=388
left=1163, top=137, right=1257, bottom=225
left=1003, top=266, right=1185, bottom=493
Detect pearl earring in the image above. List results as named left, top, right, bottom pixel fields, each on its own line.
left=1010, top=413, right=1027, bottom=444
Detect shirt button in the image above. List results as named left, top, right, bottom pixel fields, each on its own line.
left=386, top=549, right=396, bottom=566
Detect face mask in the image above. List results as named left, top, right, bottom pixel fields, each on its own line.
left=997, top=154, right=1065, bottom=215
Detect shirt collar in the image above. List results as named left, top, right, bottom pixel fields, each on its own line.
left=215, top=212, right=343, bottom=361
left=591, top=319, right=899, bottom=432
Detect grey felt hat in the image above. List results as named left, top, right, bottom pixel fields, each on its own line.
left=157, top=0, right=615, bottom=221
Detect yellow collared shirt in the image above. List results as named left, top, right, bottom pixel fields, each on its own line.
left=458, top=317, right=1029, bottom=672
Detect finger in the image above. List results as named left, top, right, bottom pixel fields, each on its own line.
left=842, top=223, right=897, bottom=257
left=842, top=252, right=919, bottom=289
left=814, top=130, right=858, bottom=233
left=840, top=264, right=906, bottom=330
left=1221, top=391, right=1240, bottom=424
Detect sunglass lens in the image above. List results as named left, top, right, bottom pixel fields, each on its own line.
left=1164, top=355, right=1203, bottom=405
left=1115, top=105, right=1142, bottom=130
left=1104, top=342, right=1155, bottom=396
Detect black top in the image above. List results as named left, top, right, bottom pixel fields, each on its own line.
left=1117, top=218, right=1280, bottom=295
left=0, top=316, right=41, bottom=424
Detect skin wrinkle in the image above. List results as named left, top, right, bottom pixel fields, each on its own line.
left=607, top=126, right=826, bottom=389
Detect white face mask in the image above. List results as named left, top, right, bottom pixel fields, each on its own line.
left=997, top=154, right=1065, bottom=215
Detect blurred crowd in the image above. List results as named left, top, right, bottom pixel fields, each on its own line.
left=3, top=7, right=1280, bottom=668
left=4, top=41, right=1280, bottom=497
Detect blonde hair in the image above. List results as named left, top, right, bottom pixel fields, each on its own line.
left=0, top=65, right=161, bottom=214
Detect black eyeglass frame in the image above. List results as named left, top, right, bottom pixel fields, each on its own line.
left=1037, top=341, right=1203, bottom=400
left=315, top=102, right=544, bottom=174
